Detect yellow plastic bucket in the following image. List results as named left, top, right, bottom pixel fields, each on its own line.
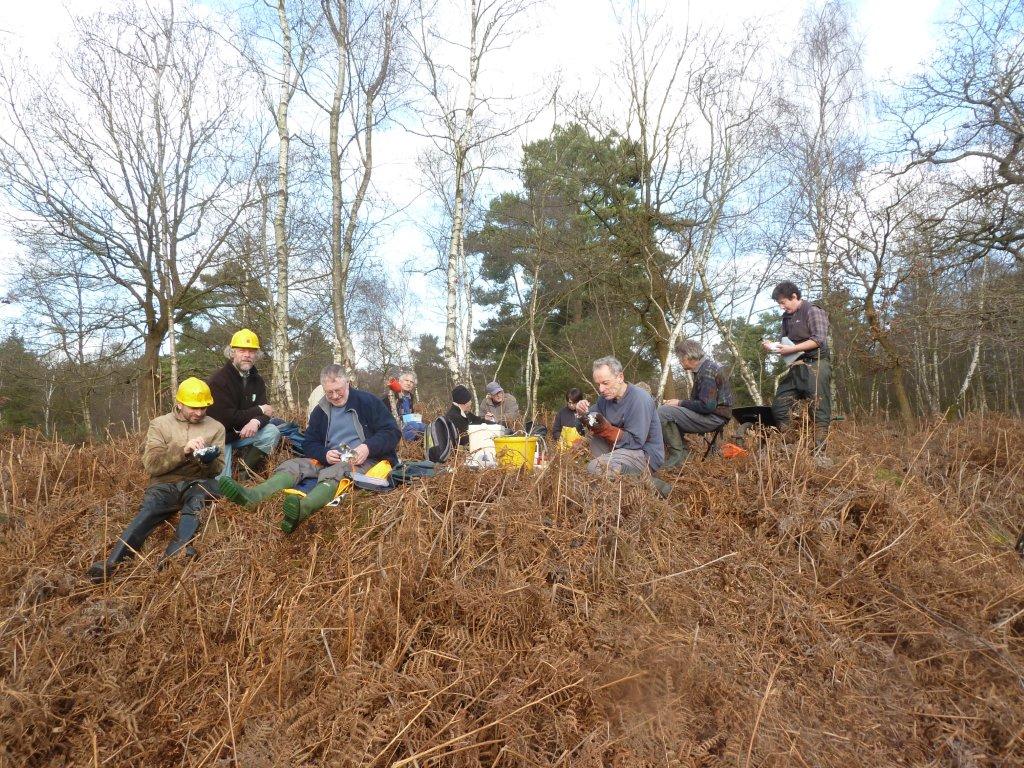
left=493, top=435, right=538, bottom=469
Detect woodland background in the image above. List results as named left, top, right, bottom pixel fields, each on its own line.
left=0, top=0, right=1021, bottom=439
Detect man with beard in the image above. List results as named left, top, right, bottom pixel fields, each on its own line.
left=206, top=329, right=281, bottom=476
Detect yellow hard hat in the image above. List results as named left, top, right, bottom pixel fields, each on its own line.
left=229, top=328, right=260, bottom=349
left=176, top=377, right=214, bottom=408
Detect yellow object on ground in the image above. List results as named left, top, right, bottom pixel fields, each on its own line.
left=557, top=428, right=581, bottom=451
left=281, top=460, right=392, bottom=501
left=494, top=436, right=538, bottom=469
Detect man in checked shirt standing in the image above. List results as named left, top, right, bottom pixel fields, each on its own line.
left=762, top=281, right=832, bottom=456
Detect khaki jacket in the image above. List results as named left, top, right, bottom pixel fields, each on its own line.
left=143, top=408, right=227, bottom=486
left=482, top=392, right=520, bottom=424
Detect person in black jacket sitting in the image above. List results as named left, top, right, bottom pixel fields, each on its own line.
left=206, top=328, right=281, bottom=477
left=552, top=387, right=585, bottom=442
left=445, top=385, right=487, bottom=446
left=218, top=364, right=400, bottom=533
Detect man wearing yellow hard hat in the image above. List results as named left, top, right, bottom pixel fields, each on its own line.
left=206, top=328, right=281, bottom=477
left=88, top=377, right=226, bottom=583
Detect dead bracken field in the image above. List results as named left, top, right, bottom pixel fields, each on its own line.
left=2, top=417, right=1024, bottom=767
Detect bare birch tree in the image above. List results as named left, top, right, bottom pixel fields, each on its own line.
left=319, top=0, right=403, bottom=374
left=614, top=10, right=777, bottom=401
left=0, top=3, right=264, bottom=419
left=414, top=0, right=535, bottom=384
left=832, top=176, right=919, bottom=424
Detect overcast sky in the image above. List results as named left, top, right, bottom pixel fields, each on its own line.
left=0, top=0, right=950, bottom=342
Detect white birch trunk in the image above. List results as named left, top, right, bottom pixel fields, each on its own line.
left=272, top=0, right=295, bottom=408
left=81, top=401, right=94, bottom=440
left=523, top=264, right=540, bottom=422
left=443, top=0, right=480, bottom=384
left=444, top=148, right=466, bottom=382
left=950, top=252, right=988, bottom=416
left=328, top=17, right=354, bottom=369
left=655, top=273, right=696, bottom=400
left=43, top=374, right=55, bottom=437
left=168, top=308, right=178, bottom=399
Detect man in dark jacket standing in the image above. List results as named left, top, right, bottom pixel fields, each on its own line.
left=206, top=328, right=281, bottom=477
left=761, top=281, right=831, bottom=455
left=218, top=364, right=400, bottom=533
left=657, top=339, right=733, bottom=469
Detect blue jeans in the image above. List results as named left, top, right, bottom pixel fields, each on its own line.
left=218, top=423, right=282, bottom=479
left=402, top=421, right=426, bottom=442
left=270, top=418, right=306, bottom=456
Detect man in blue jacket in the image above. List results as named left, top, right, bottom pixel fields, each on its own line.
left=657, top=339, right=733, bottom=469
left=218, top=364, right=400, bottom=533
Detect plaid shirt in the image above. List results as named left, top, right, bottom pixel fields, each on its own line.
left=680, top=358, right=733, bottom=419
left=782, top=301, right=829, bottom=359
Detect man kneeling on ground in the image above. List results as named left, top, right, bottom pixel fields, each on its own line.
left=218, top=364, right=400, bottom=533
left=574, top=356, right=670, bottom=498
left=88, top=378, right=226, bottom=583
left=658, top=338, right=733, bottom=469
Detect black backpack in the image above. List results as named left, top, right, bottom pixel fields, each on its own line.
left=424, top=417, right=458, bottom=463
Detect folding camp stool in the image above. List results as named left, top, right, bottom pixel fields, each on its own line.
left=698, top=423, right=725, bottom=460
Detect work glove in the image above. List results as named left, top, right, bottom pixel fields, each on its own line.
left=583, top=412, right=622, bottom=445
left=388, top=378, right=403, bottom=393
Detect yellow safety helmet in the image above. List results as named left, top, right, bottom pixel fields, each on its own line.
left=176, top=377, right=214, bottom=408
left=229, top=328, right=261, bottom=349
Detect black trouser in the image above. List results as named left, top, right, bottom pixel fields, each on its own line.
left=106, top=479, right=218, bottom=563
left=771, top=358, right=832, bottom=433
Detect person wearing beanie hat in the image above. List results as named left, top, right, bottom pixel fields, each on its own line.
left=446, top=385, right=487, bottom=445
left=482, top=380, right=520, bottom=425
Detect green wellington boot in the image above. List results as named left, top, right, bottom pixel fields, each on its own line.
left=281, top=481, right=338, bottom=534
left=647, top=476, right=672, bottom=499
left=219, top=472, right=295, bottom=507
left=240, top=446, right=269, bottom=475
left=660, top=421, right=689, bottom=470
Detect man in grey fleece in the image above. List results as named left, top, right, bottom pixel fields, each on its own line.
left=574, top=356, right=670, bottom=497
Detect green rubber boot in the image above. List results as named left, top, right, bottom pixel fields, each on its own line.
left=660, top=420, right=688, bottom=470
left=647, top=476, right=672, bottom=499
left=281, top=481, right=338, bottom=534
left=240, top=446, right=269, bottom=475
left=219, top=472, right=295, bottom=507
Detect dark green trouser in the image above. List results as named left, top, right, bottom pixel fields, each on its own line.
left=771, top=358, right=831, bottom=432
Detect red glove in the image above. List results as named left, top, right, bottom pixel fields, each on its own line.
left=585, top=412, right=622, bottom=445
left=388, top=378, right=402, bottom=393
